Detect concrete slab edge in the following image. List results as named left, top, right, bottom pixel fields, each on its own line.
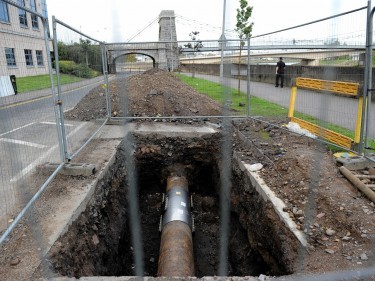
left=40, top=276, right=263, bottom=281
left=237, top=160, right=308, bottom=248
left=37, top=141, right=121, bottom=268
left=52, top=143, right=119, bottom=243
left=37, top=163, right=96, bottom=177
left=336, top=155, right=375, bottom=170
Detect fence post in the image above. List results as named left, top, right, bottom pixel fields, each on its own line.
left=101, top=44, right=111, bottom=118
left=41, top=17, right=65, bottom=163
left=52, top=16, right=71, bottom=162
left=288, top=86, right=297, bottom=118
left=364, top=2, right=374, bottom=156
left=246, top=36, right=251, bottom=117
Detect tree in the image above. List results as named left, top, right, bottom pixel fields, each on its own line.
left=80, top=39, right=91, bottom=67
left=184, top=31, right=203, bottom=78
left=235, top=0, right=253, bottom=95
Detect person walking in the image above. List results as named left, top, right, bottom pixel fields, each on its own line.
left=275, top=57, right=286, bottom=88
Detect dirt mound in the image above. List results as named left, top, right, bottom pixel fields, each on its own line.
left=65, top=69, right=222, bottom=121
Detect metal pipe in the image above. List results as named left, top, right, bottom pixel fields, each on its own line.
left=364, top=4, right=375, bottom=155
left=246, top=36, right=251, bottom=117
left=251, top=6, right=367, bottom=39
left=110, top=115, right=247, bottom=119
left=101, top=44, right=111, bottom=118
left=54, top=17, right=104, bottom=44
left=52, top=16, right=71, bottom=162
left=219, top=0, right=227, bottom=79
left=46, top=17, right=64, bottom=164
left=360, top=1, right=372, bottom=154
left=157, top=175, right=194, bottom=277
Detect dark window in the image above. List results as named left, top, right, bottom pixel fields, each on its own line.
left=24, top=49, right=33, bottom=66
left=17, top=0, right=28, bottom=27
left=31, top=14, right=38, bottom=28
left=36, top=50, right=43, bottom=66
left=0, top=0, right=9, bottom=22
left=5, top=48, right=16, bottom=66
left=30, top=0, right=38, bottom=29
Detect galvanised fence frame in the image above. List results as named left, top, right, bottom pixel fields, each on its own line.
left=0, top=4, right=374, bottom=280
left=0, top=3, right=111, bottom=244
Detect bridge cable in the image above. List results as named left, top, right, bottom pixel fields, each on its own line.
left=126, top=16, right=159, bottom=42
left=175, top=14, right=237, bottom=35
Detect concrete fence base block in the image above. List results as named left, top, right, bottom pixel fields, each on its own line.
left=37, top=162, right=96, bottom=177
left=107, top=119, right=126, bottom=125
left=336, top=155, right=375, bottom=170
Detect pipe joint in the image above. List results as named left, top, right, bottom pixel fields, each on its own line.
left=162, top=186, right=192, bottom=230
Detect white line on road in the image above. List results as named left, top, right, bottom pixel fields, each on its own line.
left=40, top=121, right=74, bottom=127
left=0, top=138, right=47, bottom=149
left=10, top=122, right=87, bottom=183
left=0, top=122, right=35, bottom=137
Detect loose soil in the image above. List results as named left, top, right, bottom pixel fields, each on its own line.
left=1, top=69, right=375, bottom=280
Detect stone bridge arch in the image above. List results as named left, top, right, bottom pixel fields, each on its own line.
left=106, top=10, right=179, bottom=74
left=112, top=51, right=157, bottom=72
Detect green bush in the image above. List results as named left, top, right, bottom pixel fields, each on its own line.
left=58, top=60, right=99, bottom=78
left=59, top=60, right=76, bottom=74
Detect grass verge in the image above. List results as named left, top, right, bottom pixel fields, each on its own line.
left=176, top=73, right=289, bottom=117
left=16, top=74, right=84, bottom=93
left=176, top=73, right=375, bottom=153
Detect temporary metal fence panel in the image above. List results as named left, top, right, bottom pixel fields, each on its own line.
left=247, top=6, right=372, bottom=151
left=53, top=18, right=109, bottom=162
left=0, top=0, right=61, bottom=237
left=174, top=6, right=373, bottom=152
left=178, top=39, right=250, bottom=117
left=1, top=1, right=375, bottom=280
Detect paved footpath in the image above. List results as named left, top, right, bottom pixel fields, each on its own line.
left=190, top=73, right=375, bottom=139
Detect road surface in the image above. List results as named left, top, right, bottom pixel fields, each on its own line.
left=0, top=76, right=107, bottom=230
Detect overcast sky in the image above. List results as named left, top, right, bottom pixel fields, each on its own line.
left=47, top=0, right=369, bottom=43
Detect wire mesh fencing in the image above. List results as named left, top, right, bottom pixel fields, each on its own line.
left=0, top=1, right=375, bottom=280
left=0, top=0, right=60, bottom=234
left=0, top=9, right=110, bottom=242
left=53, top=18, right=110, bottom=161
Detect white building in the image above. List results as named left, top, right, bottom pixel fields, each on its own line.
left=0, top=0, right=50, bottom=77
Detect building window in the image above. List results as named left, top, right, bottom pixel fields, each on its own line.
left=31, top=14, right=38, bottom=28
left=5, top=48, right=16, bottom=66
left=0, top=0, right=9, bottom=22
left=24, top=49, right=33, bottom=66
left=17, top=0, right=28, bottom=27
left=41, top=0, right=51, bottom=37
left=30, top=0, right=38, bottom=29
left=36, top=50, right=43, bottom=66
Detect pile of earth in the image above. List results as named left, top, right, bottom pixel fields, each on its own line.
left=65, top=69, right=222, bottom=121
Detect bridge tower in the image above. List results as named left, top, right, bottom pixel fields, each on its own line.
left=106, top=10, right=179, bottom=73
left=158, top=10, right=179, bottom=70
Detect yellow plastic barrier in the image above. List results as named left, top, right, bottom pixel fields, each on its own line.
left=290, top=117, right=353, bottom=149
left=289, top=78, right=362, bottom=149
left=296, top=77, right=359, bottom=96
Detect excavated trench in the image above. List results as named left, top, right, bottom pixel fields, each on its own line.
left=45, top=130, right=298, bottom=278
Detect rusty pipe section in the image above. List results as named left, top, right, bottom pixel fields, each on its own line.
left=157, top=175, right=195, bottom=277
